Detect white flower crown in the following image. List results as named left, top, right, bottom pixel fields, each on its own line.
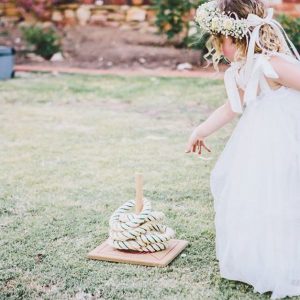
left=194, top=0, right=300, bottom=115
left=194, top=0, right=248, bottom=39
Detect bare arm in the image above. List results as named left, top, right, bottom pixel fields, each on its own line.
left=185, top=91, right=243, bottom=154
left=198, top=86, right=244, bottom=137
left=194, top=100, right=237, bottom=137
left=269, top=55, right=300, bottom=91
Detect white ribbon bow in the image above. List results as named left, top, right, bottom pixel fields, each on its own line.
left=244, top=8, right=300, bottom=80
left=243, top=54, right=279, bottom=104
left=224, top=55, right=279, bottom=114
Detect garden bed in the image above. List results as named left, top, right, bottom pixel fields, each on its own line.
left=0, top=25, right=226, bottom=72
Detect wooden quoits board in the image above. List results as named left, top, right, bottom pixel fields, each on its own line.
left=87, top=173, right=189, bottom=267
left=87, top=238, right=188, bottom=267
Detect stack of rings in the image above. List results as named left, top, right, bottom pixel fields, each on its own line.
left=108, top=198, right=175, bottom=252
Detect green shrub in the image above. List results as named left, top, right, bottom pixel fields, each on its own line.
left=21, top=25, right=61, bottom=60
left=276, top=14, right=300, bottom=52
left=153, top=0, right=206, bottom=41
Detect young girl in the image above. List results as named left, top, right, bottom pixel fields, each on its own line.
left=185, top=0, right=300, bottom=299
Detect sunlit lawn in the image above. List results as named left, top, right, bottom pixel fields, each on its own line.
left=0, top=72, right=278, bottom=299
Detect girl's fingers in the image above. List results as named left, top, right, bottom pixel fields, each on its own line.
left=196, top=140, right=201, bottom=154
left=198, top=144, right=202, bottom=155
left=193, top=140, right=200, bottom=153
left=201, top=141, right=211, bottom=152
left=185, top=139, right=211, bottom=155
left=185, top=138, right=195, bottom=153
left=185, top=141, right=192, bottom=153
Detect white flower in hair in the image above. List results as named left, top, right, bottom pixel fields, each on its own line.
left=223, top=19, right=233, bottom=30
left=211, top=17, right=219, bottom=30
left=194, top=0, right=248, bottom=39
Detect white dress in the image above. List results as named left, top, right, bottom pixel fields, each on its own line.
left=210, top=52, right=300, bottom=299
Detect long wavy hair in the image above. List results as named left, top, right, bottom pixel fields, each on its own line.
left=205, top=0, right=285, bottom=70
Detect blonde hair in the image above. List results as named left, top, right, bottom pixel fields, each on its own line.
left=205, top=0, right=285, bottom=70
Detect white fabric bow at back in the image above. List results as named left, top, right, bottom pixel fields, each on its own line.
left=224, top=8, right=300, bottom=114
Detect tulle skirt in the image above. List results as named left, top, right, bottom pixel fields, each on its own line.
left=210, top=86, right=300, bottom=299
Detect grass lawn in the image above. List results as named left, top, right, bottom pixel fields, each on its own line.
left=0, top=73, right=277, bottom=300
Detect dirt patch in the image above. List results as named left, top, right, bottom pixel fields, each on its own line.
left=0, top=25, right=224, bottom=72
left=60, top=26, right=202, bottom=69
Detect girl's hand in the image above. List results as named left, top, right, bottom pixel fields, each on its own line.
left=185, top=127, right=211, bottom=155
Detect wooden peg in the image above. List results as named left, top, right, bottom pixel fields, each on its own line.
left=135, top=172, right=143, bottom=214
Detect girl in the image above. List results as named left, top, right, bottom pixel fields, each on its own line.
left=185, top=0, right=300, bottom=299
